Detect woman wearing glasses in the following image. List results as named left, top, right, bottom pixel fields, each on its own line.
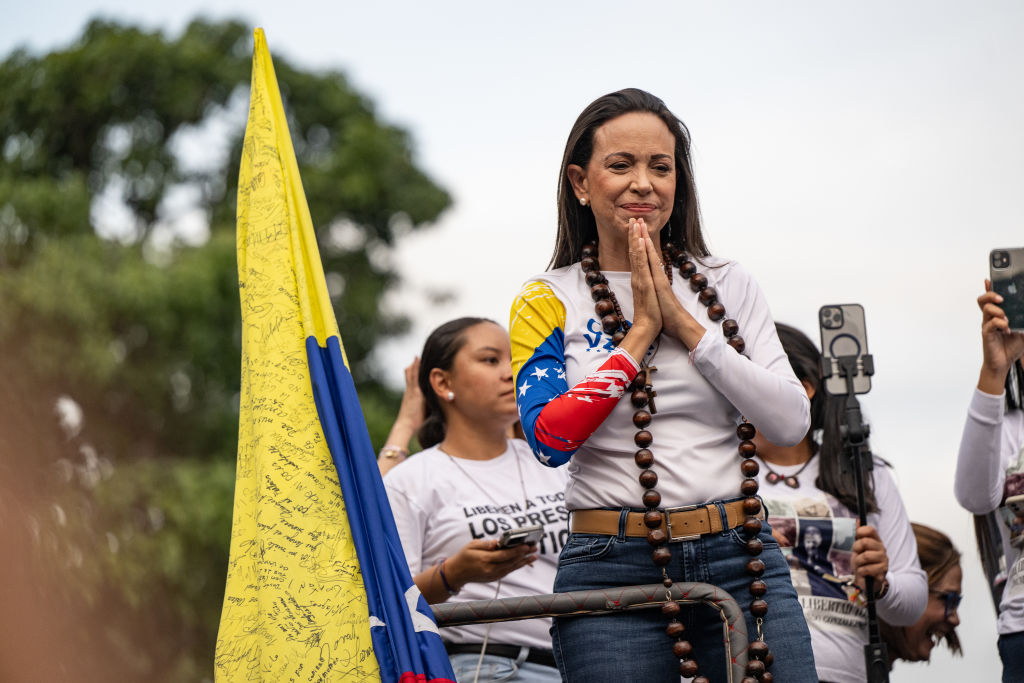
left=880, top=523, right=962, bottom=665
left=955, top=280, right=1024, bottom=682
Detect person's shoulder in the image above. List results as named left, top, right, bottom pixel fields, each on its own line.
left=508, top=438, right=541, bottom=463
left=384, top=444, right=445, bottom=484
left=698, top=255, right=741, bottom=283
left=511, top=268, right=577, bottom=324
left=520, top=264, right=580, bottom=292
left=509, top=439, right=570, bottom=481
left=868, top=457, right=909, bottom=505
left=871, top=457, right=902, bottom=487
left=699, top=257, right=774, bottom=303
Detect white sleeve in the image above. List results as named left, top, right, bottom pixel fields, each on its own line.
left=872, top=465, right=928, bottom=626
left=954, top=389, right=1009, bottom=514
left=383, top=468, right=427, bottom=575
left=691, top=263, right=810, bottom=446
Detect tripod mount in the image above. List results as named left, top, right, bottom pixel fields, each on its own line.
left=821, top=352, right=889, bottom=683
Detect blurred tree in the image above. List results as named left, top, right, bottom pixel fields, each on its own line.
left=0, top=17, right=449, bottom=682
left=0, top=16, right=449, bottom=458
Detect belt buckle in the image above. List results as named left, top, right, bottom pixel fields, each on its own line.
left=663, top=503, right=702, bottom=542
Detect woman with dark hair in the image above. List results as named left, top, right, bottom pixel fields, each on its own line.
left=880, top=522, right=962, bottom=666
left=754, top=323, right=927, bottom=683
left=384, top=318, right=568, bottom=682
left=509, top=88, right=817, bottom=681
left=955, top=280, right=1024, bottom=682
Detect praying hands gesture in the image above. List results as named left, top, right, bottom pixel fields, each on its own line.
left=621, top=218, right=707, bottom=359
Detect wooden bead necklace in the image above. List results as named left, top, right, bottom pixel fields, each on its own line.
left=581, top=240, right=775, bottom=683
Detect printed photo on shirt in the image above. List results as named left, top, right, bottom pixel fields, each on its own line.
left=1001, top=443, right=1024, bottom=549
left=767, top=496, right=858, bottom=600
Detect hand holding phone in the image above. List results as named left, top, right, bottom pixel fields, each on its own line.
left=990, top=248, right=1024, bottom=333
left=497, top=524, right=544, bottom=548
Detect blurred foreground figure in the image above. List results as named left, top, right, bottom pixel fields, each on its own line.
left=0, top=370, right=137, bottom=681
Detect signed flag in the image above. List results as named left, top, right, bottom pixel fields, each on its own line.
left=214, top=29, right=455, bottom=683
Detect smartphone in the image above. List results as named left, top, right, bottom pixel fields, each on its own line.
left=990, top=248, right=1024, bottom=333
left=497, top=524, right=544, bottom=548
left=819, top=304, right=871, bottom=396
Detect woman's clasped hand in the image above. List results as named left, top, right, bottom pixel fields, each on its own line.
left=622, top=218, right=706, bottom=353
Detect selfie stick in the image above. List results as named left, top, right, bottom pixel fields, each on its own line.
left=821, top=352, right=889, bottom=683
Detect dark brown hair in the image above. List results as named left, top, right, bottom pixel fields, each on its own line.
left=880, top=523, right=963, bottom=662
left=416, top=317, right=493, bottom=448
left=549, top=88, right=708, bottom=269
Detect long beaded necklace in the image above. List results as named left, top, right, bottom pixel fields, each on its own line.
left=581, top=240, right=775, bottom=683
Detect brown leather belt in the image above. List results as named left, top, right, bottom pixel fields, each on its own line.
left=570, top=500, right=751, bottom=542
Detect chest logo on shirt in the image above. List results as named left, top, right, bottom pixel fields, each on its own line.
left=583, top=318, right=617, bottom=353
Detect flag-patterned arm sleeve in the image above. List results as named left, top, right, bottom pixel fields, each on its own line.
left=510, top=282, right=641, bottom=467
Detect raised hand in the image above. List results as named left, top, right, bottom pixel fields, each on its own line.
left=378, top=357, right=425, bottom=476
left=978, top=279, right=1024, bottom=395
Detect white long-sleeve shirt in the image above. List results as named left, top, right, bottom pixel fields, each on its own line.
left=954, top=388, right=1024, bottom=635
left=760, top=456, right=927, bottom=683
left=510, top=257, right=810, bottom=510
left=384, top=440, right=569, bottom=648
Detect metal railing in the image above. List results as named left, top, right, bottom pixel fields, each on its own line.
left=432, top=581, right=748, bottom=682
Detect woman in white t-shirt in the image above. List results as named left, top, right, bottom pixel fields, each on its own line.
left=384, top=317, right=568, bottom=682
left=954, top=280, right=1024, bottom=682
left=753, top=323, right=927, bottom=683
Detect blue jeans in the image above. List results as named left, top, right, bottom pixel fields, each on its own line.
left=998, top=631, right=1024, bottom=683
left=552, top=507, right=817, bottom=682
left=448, top=653, right=562, bottom=682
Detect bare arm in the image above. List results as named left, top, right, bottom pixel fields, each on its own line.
left=413, top=539, right=537, bottom=604
left=378, top=358, right=423, bottom=476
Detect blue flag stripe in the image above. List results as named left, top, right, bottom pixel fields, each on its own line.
left=306, top=336, right=455, bottom=682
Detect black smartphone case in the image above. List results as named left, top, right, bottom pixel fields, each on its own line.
left=991, top=248, right=1024, bottom=333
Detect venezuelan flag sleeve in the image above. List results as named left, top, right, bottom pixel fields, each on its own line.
left=215, top=29, right=454, bottom=683
left=510, top=280, right=640, bottom=467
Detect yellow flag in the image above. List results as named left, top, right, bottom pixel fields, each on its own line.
left=215, top=28, right=379, bottom=682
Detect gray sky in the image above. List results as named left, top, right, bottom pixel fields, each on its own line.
left=6, top=1, right=1024, bottom=679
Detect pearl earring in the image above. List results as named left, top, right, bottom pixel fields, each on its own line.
left=446, top=391, right=455, bottom=402
left=579, top=197, right=588, bottom=206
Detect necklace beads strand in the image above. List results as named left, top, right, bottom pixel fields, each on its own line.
left=581, top=242, right=775, bottom=683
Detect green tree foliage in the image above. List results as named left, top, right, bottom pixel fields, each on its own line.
left=0, top=17, right=449, bottom=458
left=0, top=18, right=449, bottom=681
